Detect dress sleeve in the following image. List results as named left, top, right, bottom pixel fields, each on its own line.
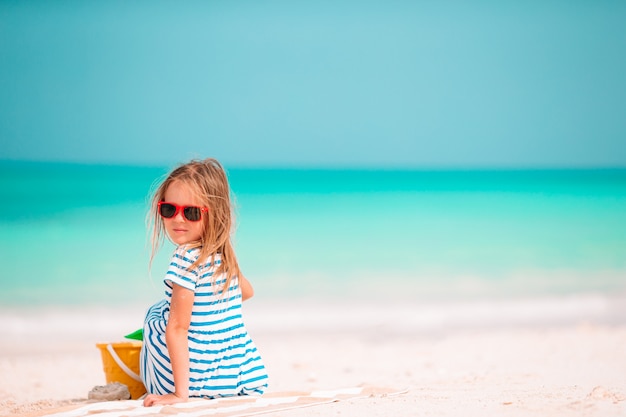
left=164, top=246, right=199, bottom=291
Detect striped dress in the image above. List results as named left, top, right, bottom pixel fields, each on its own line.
left=140, top=246, right=268, bottom=398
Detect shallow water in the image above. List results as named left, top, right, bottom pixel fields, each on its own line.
left=1, top=162, right=625, bottom=307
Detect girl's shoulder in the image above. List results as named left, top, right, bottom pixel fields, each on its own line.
left=173, top=244, right=201, bottom=262
left=175, top=245, right=221, bottom=267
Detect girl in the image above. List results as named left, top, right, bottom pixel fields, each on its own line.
left=140, top=158, right=268, bottom=407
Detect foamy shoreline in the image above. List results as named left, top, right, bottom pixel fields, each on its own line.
left=2, top=293, right=626, bottom=416
left=3, top=292, right=626, bottom=343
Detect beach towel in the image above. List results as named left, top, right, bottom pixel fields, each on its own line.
left=38, top=386, right=407, bottom=417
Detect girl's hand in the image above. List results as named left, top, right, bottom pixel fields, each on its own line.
left=143, top=393, right=188, bottom=407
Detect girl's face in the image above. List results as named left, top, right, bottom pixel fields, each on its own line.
left=161, top=180, right=206, bottom=246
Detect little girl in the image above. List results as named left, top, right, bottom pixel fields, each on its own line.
left=140, top=158, right=268, bottom=406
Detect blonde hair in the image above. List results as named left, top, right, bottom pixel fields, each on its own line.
left=148, top=158, right=240, bottom=292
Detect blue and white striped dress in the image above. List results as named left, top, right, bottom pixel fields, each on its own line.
left=140, top=246, right=268, bottom=398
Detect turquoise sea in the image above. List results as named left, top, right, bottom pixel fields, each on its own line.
left=1, top=161, right=625, bottom=308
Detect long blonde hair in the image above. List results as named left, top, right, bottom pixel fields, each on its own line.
left=148, top=158, right=240, bottom=292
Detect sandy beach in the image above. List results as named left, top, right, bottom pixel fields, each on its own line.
left=2, top=294, right=626, bottom=417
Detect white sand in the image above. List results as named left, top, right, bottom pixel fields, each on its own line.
left=1, top=294, right=626, bottom=416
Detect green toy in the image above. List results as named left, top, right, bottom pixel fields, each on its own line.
left=124, top=328, right=143, bottom=341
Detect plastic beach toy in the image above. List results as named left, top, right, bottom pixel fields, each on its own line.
left=95, top=341, right=146, bottom=399
left=124, top=328, right=143, bottom=341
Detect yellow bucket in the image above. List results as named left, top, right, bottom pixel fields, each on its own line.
left=96, top=341, right=147, bottom=399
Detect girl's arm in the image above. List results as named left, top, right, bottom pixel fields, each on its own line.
left=239, top=273, right=254, bottom=301
left=143, top=284, right=194, bottom=407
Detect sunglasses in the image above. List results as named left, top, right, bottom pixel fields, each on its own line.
left=158, top=202, right=208, bottom=222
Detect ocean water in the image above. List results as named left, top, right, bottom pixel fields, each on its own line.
left=1, top=161, right=625, bottom=309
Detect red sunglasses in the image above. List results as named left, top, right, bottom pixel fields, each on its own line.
left=158, top=202, right=208, bottom=222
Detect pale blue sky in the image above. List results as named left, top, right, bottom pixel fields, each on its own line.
left=1, top=1, right=625, bottom=167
